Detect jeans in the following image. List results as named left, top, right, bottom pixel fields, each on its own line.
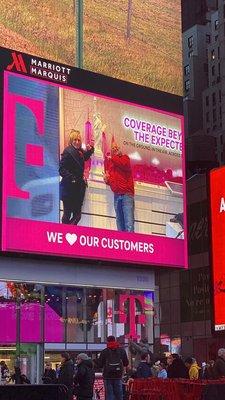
left=114, top=194, right=134, bottom=232
left=104, top=379, right=123, bottom=400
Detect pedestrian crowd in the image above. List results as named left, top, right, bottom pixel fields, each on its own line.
left=1, top=341, right=225, bottom=399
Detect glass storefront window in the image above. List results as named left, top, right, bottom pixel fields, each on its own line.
left=0, top=282, right=16, bottom=343
left=45, top=286, right=64, bottom=343
left=106, top=289, right=154, bottom=344
left=0, top=280, right=155, bottom=381
left=20, top=284, right=43, bottom=343
left=66, top=287, right=85, bottom=343
left=87, top=288, right=104, bottom=343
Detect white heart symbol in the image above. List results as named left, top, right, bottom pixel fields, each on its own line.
left=65, top=233, right=77, bottom=246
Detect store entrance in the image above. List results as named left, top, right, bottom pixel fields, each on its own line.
left=44, top=350, right=102, bottom=374
left=0, top=344, right=42, bottom=384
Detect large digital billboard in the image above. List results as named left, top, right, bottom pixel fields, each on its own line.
left=0, top=0, right=182, bottom=95
left=210, top=166, right=225, bottom=331
left=0, top=48, right=187, bottom=267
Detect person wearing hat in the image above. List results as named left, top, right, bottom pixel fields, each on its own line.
left=74, top=353, right=95, bottom=400
left=58, top=352, right=74, bottom=400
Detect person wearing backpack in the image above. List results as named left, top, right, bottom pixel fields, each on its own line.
left=98, top=336, right=129, bottom=400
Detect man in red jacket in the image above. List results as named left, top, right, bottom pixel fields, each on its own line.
left=103, top=142, right=135, bottom=232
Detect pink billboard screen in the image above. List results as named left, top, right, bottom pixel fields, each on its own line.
left=1, top=49, right=187, bottom=268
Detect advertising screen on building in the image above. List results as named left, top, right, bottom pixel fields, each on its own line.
left=0, top=48, right=187, bottom=267
left=1, top=0, right=182, bottom=95
left=210, top=166, right=225, bottom=331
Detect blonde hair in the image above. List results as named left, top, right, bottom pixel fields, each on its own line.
left=68, top=129, right=81, bottom=145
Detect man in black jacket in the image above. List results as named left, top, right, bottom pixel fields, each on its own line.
left=58, top=352, right=74, bottom=400
left=59, top=129, right=94, bottom=224
left=74, top=353, right=95, bottom=400
left=136, top=353, right=152, bottom=378
left=98, top=336, right=129, bottom=400
left=42, top=362, right=57, bottom=384
left=214, top=348, right=225, bottom=378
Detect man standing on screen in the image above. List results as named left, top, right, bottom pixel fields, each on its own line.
left=59, top=129, right=94, bottom=224
left=103, top=141, right=135, bottom=232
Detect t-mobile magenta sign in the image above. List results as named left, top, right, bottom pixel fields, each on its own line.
left=1, top=48, right=187, bottom=268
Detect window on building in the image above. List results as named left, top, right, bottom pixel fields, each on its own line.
left=206, top=112, right=210, bottom=123
left=220, top=107, right=222, bottom=119
left=215, top=34, right=218, bottom=42
left=218, top=62, right=221, bottom=77
left=213, top=108, right=217, bottom=123
left=188, top=35, right=194, bottom=48
left=206, top=96, right=209, bottom=107
left=224, top=4, right=225, bottom=19
left=184, top=65, right=190, bottom=75
left=212, top=92, right=216, bottom=105
left=207, top=128, right=210, bottom=134
left=211, top=50, right=215, bottom=60
left=213, top=125, right=217, bottom=131
left=206, top=34, right=211, bottom=44
left=219, top=90, right=222, bottom=102
left=188, top=50, right=193, bottom=58
left=184, top=80, right=190, bottom=91
left=220, top=135, right=223, bottom=145
left=215, top=20, right=219, bottom=31
left=218, top=47, right=220, bottom=59
left=212, top=65, right=215, bottom=76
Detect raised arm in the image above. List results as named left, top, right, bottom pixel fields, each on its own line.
left=83, top=145, right=94, bottom=161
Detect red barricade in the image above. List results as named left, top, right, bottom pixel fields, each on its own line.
left=127, top=378, right=225, bottom=400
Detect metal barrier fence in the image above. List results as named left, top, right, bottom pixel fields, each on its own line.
left=0, top=384, right=68, bottom=400
left=128, top=378, right=225, bottom=400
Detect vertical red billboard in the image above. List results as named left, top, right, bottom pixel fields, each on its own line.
left=210, top=166, right=225, bottom=331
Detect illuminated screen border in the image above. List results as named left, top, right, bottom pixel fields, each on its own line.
left=0, top=47, right=188, bottom=268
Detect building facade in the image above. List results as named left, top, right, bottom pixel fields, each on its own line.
left=0, top=257, right=156, bottom=383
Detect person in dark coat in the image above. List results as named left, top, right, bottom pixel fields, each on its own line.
left=58, top=352, right=74, bottom=400
left=42, top=362, right=57, bottom=384
left=10, top=367, right=31, bottom=385
left=59, top=129, right=94, bottom=224
left=0, top=360, right=9, bottom=383
left=74, top=353, right=95, bottom=400
left=98, top=335, right=129, bottom=400
left=167, top=354, right=189, bottom=379
left=135, top=353, right=152, bottom=378
left=203, top=360, right=216, bottom=380
left=10, top=367, right=23, bottom=384
left=214, top=348, right=225, bottom=378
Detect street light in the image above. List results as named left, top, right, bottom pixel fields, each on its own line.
left=75, top=0, right=83, bottom=68
left=126, top=0, right=132, bottom=40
